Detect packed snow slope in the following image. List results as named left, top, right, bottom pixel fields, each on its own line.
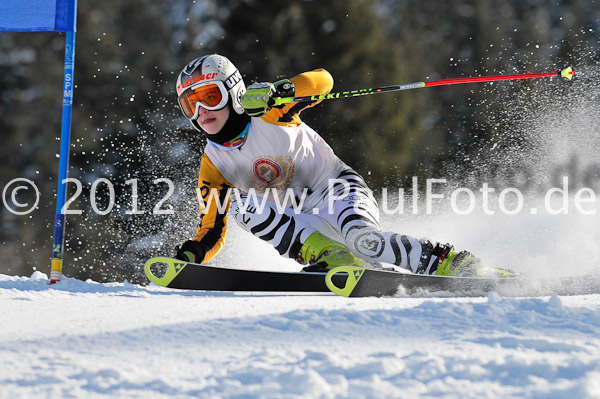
left=2, top=269, right=600, bottom=399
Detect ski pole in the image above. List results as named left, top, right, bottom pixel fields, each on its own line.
left=271, top=67, right=575, bottom=107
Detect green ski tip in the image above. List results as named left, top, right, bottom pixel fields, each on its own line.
left=144, top=257, right=188, bottom=287
left=325, top=265, right=367, bottom=297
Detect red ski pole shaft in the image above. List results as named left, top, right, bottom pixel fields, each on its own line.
left=271, top=67, right=575, bottom=106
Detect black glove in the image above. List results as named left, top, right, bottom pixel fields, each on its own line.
left=175, top=240, right=207, bottom=263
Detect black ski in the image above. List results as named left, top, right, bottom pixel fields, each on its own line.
left=325, top=265, right=600, bottom=297
left=144, top=256, right=343, bottom=292
left=145, top=257, right=600, bottom=297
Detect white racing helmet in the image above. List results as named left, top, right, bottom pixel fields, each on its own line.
left=176, top=54, right=246, bottom=127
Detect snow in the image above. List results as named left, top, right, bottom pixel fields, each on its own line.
left=2, top=270, right=600, bottom=399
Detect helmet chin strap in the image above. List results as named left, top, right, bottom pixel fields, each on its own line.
left=192, top=102, right=250, bottom=145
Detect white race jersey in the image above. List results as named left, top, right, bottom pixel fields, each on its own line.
left=205, top=117, right=344, bottom=211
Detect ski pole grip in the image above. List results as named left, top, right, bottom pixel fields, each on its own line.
left=270, top=97, right=292, bottom=107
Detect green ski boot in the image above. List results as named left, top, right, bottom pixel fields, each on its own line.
left=296, top=232, right=373, bottom=272
left=434, top=244, right=515, bottom=278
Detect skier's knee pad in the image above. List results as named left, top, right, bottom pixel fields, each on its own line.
left=344, top=228, right=387, bottom=262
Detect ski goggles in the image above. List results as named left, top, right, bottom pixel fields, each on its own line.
left=178, top=80, right=229, bottom=120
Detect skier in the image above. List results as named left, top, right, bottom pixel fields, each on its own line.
left=174, top=54, right=513, bottom=278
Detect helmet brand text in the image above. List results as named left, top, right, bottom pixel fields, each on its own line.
left=178, top=73, right=219, bottom=92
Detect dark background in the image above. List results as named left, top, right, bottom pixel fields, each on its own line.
left=1, top=0, right=599, bottom=282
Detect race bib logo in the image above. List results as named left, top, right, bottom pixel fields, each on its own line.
left=254, top=159, right=280, bottom=184
left=251, top=156, right=294, bottom=192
